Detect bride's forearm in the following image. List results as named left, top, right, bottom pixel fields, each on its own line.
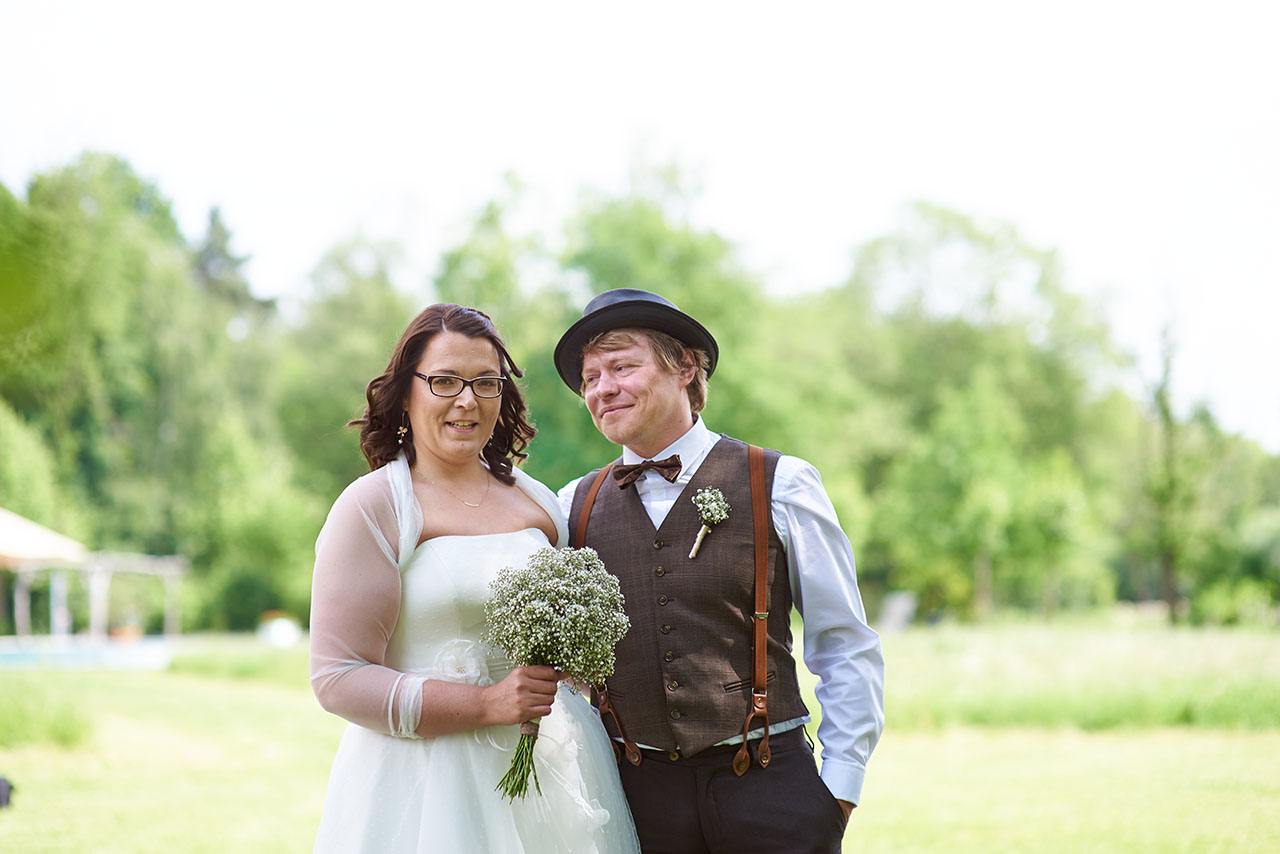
left=413, top=679, right=498, bottom=738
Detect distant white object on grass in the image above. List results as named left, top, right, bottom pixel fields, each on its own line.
left=878, top=591, right=918, bottom=632
left=257, top=614, right=302, bottom=648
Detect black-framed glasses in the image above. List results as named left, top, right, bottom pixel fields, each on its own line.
left=414, top=372, right=506, bottom=399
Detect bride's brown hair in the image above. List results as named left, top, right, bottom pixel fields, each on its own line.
left=349, top=304, right=535, bottom=484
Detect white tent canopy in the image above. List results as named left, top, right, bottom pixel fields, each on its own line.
left=0, top=506, right=185, bottom=639
left=0, top=506, right=87, bottom=570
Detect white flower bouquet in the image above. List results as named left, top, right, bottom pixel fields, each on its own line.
left=483, top=546, right=630, bottom=800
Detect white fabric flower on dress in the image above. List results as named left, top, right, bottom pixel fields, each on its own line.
left=430, top=639, right=494, bottom=686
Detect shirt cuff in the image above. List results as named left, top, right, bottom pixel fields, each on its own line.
left=818, top=756, right=867, bottom=806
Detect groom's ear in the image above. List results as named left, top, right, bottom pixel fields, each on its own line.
left=678, top=356, right=697, bottom=388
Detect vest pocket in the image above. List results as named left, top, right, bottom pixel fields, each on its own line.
left=722, top=671, right=776, bottom=693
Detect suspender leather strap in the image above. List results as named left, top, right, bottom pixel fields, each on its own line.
left=733, top=443, right=772, bottom=775
left=576, top=461, right=643, bottom=765
left=595, top=682, right=643, bottom=766
left=572, top=462, right=616, bottom=549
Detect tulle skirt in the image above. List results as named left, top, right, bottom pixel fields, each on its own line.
left=314, top=685, right=640, bottom=853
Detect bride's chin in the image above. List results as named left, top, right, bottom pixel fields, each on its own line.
left=426, top=437, right=487, bottom=460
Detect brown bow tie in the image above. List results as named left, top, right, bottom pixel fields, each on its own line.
left=612, top=454, right=683, bottom=488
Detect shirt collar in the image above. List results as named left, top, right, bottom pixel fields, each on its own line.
left=621, top=416, right=717, bottom=469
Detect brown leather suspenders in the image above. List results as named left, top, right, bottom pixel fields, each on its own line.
left=575, top=445, right=773, bottom=773
left=733, top=442, right=771, bottom=774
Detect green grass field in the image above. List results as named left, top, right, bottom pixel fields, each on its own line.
left=1, top=622, right=1278, bottom=852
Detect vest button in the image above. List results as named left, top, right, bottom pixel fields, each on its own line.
left=669, top=708, right=682, bottom=720
left=653, top=540, right=664, bottom=550
left=668, top=751, right=680, bottom=762
left=664, top=651, right=674, bottom=662
left=667, top=680, right=679, bottom=691
left=655, top=566, right=665, bottom=576
left=660, top=624, right=672, bottom=634
left=658, top=595, right=669, bottom=605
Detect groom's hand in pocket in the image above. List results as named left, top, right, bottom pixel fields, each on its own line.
left=485, top=665, right=562, bottom=725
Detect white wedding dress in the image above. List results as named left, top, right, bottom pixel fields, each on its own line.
left=310, top=455, right=640, bottom=853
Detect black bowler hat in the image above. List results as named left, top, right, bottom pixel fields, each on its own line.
left=554, top=288, right=719, bottom=392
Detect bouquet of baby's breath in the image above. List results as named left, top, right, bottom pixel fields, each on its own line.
left=483, top=546, right=629, bottom=800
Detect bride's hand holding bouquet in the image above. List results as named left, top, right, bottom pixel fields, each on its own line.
left=481, top=664, right=562, bottom=728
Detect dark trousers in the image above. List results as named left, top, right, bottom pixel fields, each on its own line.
left=617, top=728, right=848, bottom=853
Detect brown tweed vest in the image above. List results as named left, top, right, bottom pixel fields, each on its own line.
left=569, top=435, right=808, bottom=756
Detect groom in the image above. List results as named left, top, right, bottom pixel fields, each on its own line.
left=556, top=289, right=884, bottom=853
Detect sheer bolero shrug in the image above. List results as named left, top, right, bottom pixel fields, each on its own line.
left=308, top=451, right=569, bottom=737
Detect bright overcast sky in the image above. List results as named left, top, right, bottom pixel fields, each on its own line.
left=3, top=1, right=1278, bottom=450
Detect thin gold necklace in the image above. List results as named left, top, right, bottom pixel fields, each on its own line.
left=416, top=471, right=491, bottom=508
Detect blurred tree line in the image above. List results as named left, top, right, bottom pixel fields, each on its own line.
left=1, top=153, right=1277, bottom=632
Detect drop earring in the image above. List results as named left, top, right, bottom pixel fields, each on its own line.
left=397, top=412, right=409, bottom=445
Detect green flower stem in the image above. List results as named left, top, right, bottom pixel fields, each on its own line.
left=495, top=719, right=542, bottom=801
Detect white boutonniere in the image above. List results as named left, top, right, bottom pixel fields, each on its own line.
left=689, top=487, right=730, bottom=558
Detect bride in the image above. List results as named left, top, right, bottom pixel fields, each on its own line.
left=309, top=304, right=640, bottom=853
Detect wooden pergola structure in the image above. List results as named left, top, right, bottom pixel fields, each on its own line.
left=0, top=506, right=186, bottom=640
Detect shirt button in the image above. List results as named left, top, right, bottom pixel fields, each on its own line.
left=658, top=595, right=669, bottom=605
left=655, top=566, right=665, bottom=577
left=660, top=624, right=672, bottom=634
left=664, top=651, right=674, bottom=662
left=653, top=540, right=664, bottom=550
left=667, top=680, right=679, bottom=691
left=669, top=709, right=682, bottom=720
